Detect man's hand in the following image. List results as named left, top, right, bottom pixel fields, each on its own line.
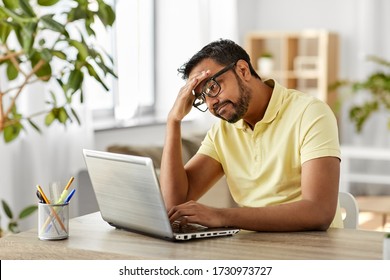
left=168, top=200, right=225, bottom=228
left=168, top=70, right=210, bottom=122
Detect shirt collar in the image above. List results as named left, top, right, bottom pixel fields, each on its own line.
left=233, top=79, right=284, bottom=130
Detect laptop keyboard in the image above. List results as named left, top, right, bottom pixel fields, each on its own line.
left=171, top=221, right=208, bottom=233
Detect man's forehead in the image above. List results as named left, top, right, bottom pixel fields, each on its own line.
left=188, top=59, right=220, bottom=79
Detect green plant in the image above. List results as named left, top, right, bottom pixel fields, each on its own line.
left=260, top=52, right=273, bottom=58
left=0, top=0, right=116, bottom=143
left=0, top=199, right=37, bottom=236
left=331, top=55, right=390, bottom=132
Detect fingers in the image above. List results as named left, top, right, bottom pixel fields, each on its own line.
left=179, top=70, right=210, bottom=100
left=169, top=70, right=210, bottom=121
left=168, top=200, right=198, bottom=224
left=188, top=70, right=210, bottom=92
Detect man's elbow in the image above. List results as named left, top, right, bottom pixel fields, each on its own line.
left=311, top=211, right=336, bottom=231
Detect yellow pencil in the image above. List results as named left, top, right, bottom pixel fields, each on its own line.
left=55, top=176, right=74, bottom=204
left=64, top=176, right=74, bottom=191
left=37, top=185, right=51, bottom=204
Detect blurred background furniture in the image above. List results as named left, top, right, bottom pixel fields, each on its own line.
left=245, top=30, right=339, bottom=108
left=356, top=196, right=390, bottom=230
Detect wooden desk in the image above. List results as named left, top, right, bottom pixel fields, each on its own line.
left=0, top=212, right=385, bottom=260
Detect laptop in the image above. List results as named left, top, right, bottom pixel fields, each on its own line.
left=82, top=149, right=240, bottom=241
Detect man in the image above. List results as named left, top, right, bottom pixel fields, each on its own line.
left=160, top=39, right=342, bottom=231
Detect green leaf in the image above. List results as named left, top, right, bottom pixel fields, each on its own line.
left=31, top=52, right=52, bottom=81
left=45, top=111, right=55, bottom=126
left=40, top=48, right=53, bottom=62
left=18, top=205, right=38, bottom=219
left=79, top=90, right=84, bottom=103
left=96, top=58, right=117, bottom=78
left=97, top=0, right=116, bottom=27
left=6, top=61, right=19, bottom=80
left=58, top=107, right=68, bottom=123
left=69, top=39, right=89, bottom=61
left=40, top=14, right=67, bottom=34
left=1, top=200, right=13, bottom=219
left=51, top=50, right=67, bottom=60
left=67, top=7, right=88, bottom=22
left=27, top=119, right=42, bottom=133
left=0, top=18, right=12, bottom=43
left=67, top=69, right=84, bottom=94
left=20, top=22, right=37, bottom=55
left=71, top=107, right=81, bottom=125
left=49, top=90, right=58, bottom=106
left=8, top=221, right=19, bottom=234
left=0, top=6, right=28, bottom=24
left=3, top=123, right=23, bottom=143
left=3, top=0, right=20, bottom=9
left=38, top=0, right=61, bottom=7
left=84, top=17, right=96, bottom=36
left=86, top=63, right=109, bottom=91
left=19, top=0, right=36, bottom=17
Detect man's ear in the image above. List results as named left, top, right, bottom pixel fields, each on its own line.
left=236, top=59, right=251, bottom=81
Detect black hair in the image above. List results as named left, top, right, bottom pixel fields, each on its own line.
left=178, top=38, right=260, bottom=80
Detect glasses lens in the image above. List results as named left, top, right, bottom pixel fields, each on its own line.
left=193, top=96, right=208, bottom=112
left=203, top=80, right=220, bottom=97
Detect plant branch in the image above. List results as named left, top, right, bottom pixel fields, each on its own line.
left=2, top=74, right=53, bottom=96
left=4, top=60, right=46, bottom=118
left=3, top=109, right=48, bottom=127
left=0, top=47, right=26, bottom=77
left=0, top=50, right=24, bottom=62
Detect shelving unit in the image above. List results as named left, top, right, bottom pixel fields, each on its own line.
left=245, top=30, right=339, bottom=108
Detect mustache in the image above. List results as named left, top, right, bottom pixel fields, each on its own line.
left=213, top=100, right=232, bottom=112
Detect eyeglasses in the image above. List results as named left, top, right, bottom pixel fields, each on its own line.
left=192, top=61, right=237, bottom=112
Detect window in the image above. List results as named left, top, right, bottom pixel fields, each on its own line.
left=88, top=0, right=155, bottom=123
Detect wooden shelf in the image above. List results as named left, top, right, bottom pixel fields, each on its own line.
left=245, top=30, right=339, bottom=108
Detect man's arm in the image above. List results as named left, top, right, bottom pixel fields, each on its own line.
left=160, top=70, right=214, bottom=209
left=168, top=156, right=340, bottom=231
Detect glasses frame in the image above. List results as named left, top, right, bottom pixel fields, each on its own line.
left=192, top=61, right=237, bottom=112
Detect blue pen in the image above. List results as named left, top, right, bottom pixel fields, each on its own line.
left=64, top=189, right=76, bottom=203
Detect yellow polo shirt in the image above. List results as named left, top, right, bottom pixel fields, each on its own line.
left=198, top=79, right=343, bottom=228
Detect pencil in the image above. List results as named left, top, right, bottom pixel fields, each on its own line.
left=64, top=176, right=74, bottom=191
left=55, top=176, right=75, bottom=204
left=37, top=185, right=51, bottom=204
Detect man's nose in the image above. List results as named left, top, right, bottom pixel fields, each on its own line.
left=206, top=96, right=220, bottom=111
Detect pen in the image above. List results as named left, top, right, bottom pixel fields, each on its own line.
left=37, top=185, right=67, bottom=234
left=65, top=189, right=76, bottom=203
left=36, top=190, right=45, bottom=203
left=55, top=176, right=74, bottom=204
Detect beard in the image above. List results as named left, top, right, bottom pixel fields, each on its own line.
left=215, top=75, right=251, bottom=123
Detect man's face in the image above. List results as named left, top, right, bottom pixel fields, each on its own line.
left=191, top=59, right=252, bottom=123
